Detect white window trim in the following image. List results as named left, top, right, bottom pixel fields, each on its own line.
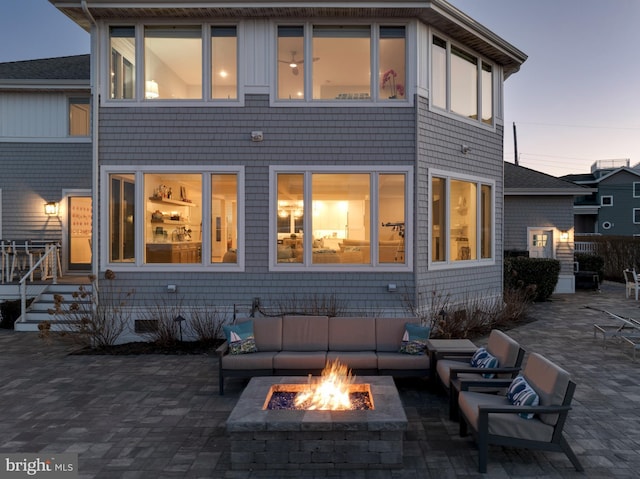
left=634, top=182, right=640, bottom=198
left=634, top=208, right=640, bottom=225
left=100, top=21, right=245, bottom=107
left=270, top=21, right=415, bottom=107
left=100, top=165, right=245, bottom=272
left=427, top=29, right=497, bottom=131
left=428, top=168, right=496, bottom=270
left=269, top=165, right=413, bottom=272
left=601, top=195, right=613, bottom=206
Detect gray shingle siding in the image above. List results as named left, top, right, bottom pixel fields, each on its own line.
left=0, top=142, right=91, bottom=239
left=98, top=94, right=416, bottom=312
left=98, top=93, right=504, bottom=311
left=414, top=96, right=504, bottom=310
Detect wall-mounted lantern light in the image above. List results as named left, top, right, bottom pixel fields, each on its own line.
left=44, top=201, right=59, bottom=216
left=560, top=231, right=569, bottom=241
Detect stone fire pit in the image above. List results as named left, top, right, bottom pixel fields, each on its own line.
left=226, top=376, right=407, bottom=471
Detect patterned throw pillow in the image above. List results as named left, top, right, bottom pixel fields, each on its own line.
left=507, top=375, right=540, bottom=419
left=223, top=321, right=258, bottom=355
left=469, top=347, right=499, bottom=378
left=398, top=323, right=431, bottom=355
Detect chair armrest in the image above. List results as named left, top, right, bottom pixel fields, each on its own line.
left=215, top=341, right=229, bottom=357
left=450, top=366, right=521, bottom=379
left=459, top=378, right=514, bottom=390
left=478, top=404, right=572, bottom=415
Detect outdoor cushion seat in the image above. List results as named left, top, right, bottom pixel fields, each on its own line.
left=273, top=351, right=328, bottom=371
left=458, top=391, right=554, bottom=443
left=377, top=351, right=429, bottom=370
left=326, top=351, right=378, bottom=370
left=221, top=351, right=276, bottom=370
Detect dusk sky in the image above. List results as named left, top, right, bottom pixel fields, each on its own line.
left=1, top=0, right=639, bottom=178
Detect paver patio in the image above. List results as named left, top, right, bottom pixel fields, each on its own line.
left=1, top=280, right=639, bottom=478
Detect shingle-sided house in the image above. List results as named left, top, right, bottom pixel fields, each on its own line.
left=504, top=162, right=593, bottom=294
left=0, top=55, right=92, bottom=276
left=561, top=159, right=640, bottom=237
left=44, top=0, right=527, bottom=325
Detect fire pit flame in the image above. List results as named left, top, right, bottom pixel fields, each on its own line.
left=294, top=359, right=356, bottom=410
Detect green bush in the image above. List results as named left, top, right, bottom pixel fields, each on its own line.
left=574, top=253, right=604, bottom=282
left=504, top=257, right=560, bottom=302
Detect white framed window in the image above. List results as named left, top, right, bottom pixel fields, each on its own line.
left=269, top=166, right=413, bottom=271
left=430, top=33, right=494, bottom=127
left=601, top=195, right=613, bottom=206
left=634, top=182, right=640, bottom=198
left=107, top=23, right=241, bottom=104
left=634, top=209, right=640, bottom=224
left=101, top=165, right=244, bottom=270
left=429, top=169, right=495, bottom=268
left=68, top=97, right=90, bottom=136
left=275, top=23, right=409, bottom=104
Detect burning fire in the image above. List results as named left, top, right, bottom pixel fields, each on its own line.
left=294, top=359, right=356, bottom=410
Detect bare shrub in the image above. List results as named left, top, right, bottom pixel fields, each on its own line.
left=47, top=270, right=134, bottom=348
left=403, top=287, right=451, bottom=329
left=404, top=285, right=534, bottom=339
left=138, top=297, right=184, bottom=346
left=188, top=302, right=226, bottom=345
left=265, top=292, right=346, bottom=317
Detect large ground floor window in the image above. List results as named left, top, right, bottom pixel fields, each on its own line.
left=102, top=166, right=243, bottom=269
left=271, top=166, right=412, bottom=270
left=430, top=170, right=494, bottom=266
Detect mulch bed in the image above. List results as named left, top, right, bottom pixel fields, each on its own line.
left=71, top=339, right=224, bottom=356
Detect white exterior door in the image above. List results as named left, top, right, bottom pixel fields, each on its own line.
left=529, top=229, right=553, bottom=258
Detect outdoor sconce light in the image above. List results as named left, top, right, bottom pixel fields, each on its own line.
left=560, top=231, right=569, bottom=241
left=44, top=201, right=59, bottom=216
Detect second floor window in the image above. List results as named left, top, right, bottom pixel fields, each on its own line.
left=145, top=26, right=202, bottom=100
left=277, top=24, right=406, bottom=103
left=431, top=35, right=494, bottom=125
left=109, top=24, right=238, bottom=102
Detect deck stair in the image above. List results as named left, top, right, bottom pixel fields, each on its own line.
left=14, top=283, right=93, bottom=332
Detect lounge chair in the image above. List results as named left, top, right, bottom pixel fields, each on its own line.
left=593, top=310, right=640, bottom=360
left=457, top=352, right=583, bottom=473
left=435, top=330, right=525, bottom=420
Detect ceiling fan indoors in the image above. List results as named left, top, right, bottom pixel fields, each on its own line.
left=278, top=51, right=319, bottom=75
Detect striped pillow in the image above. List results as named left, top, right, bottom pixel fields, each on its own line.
left=507, top=375, right=540, bottom=419
left=470, top=347, right=499, bottom=378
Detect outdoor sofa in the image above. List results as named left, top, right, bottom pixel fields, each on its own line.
left=216, top=315, right=430, bottom=394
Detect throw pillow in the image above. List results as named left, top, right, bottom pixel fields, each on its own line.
left=223, top=321, right=258, bottom=355
left=469, top=347, right=499, bottom=378
left=398, top=323, right=431, bottom=355
left=507, top=375, right=540, bottom=419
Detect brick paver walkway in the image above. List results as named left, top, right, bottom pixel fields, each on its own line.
left=1, top=281, right=639, bottom=477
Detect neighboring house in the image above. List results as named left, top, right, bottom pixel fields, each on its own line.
left=561, top=159, right=640, bottom=237
left=0, top=55, right=92, bottom=275
left=42, top=0, right=526, bottom=325
left=504, top=162, right=593, bottom=294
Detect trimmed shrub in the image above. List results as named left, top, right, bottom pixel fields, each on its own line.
left=505, top=257, right=560, bottom=302
left=574, top=253, right=605, bottom=282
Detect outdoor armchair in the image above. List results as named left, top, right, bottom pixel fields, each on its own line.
left=457, top=352, right=583, bottom=473
left=435, top=330, right=525, bottom=419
